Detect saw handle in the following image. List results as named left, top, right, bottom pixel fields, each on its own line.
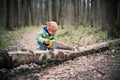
left=44, top=39, right=53, bottom=48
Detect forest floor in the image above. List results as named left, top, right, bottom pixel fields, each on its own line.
left=8, top=26, right=107, bottom=51
left=3, top=50, right=120, bottom=80
left=8, top=27, right=40, bottom=51
left=1, top=26, right=120, bottom=80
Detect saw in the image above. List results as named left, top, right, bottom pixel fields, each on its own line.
left=46, top=39, right=74, bottom=50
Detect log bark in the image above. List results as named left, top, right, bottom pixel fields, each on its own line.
left=0, top=51, right=13, bottom=69
left=1, top=39, right=120, bottom=68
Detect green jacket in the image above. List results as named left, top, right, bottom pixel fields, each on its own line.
left=36, top=26, right=56, bottom=43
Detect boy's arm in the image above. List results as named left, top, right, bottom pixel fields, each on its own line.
left=52, top=36, right=56, bottom=42
left=50, top=35, right=56, bottom=42
left=36, top=32, right=45, bottom=43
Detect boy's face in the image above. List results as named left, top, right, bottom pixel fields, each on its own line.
left=47, top=21, right=58, bottom=35
left=48, top=27, right=57, bottom=35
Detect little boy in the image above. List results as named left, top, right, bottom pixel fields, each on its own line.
left=36, top=21, right=58, bottom=50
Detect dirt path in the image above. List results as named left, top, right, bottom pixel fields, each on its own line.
left=9, top=28, right=40, bottom=51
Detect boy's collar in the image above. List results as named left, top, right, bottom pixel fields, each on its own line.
left=43, top=26, right=53, bottom=36
left=43, top=26, right=48, bottom=32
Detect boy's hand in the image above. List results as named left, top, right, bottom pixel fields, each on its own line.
left=43, top=39, right=50, bottom=46
left=43, top=39, right=53, bottom=48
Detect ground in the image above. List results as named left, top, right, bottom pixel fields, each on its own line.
left=2, top=27, right=120, bottom=80
left=4, top=50, right=120, bottom=80
left=8, top=28, right=39, bottom=51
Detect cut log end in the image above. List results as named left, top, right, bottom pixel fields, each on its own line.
left=0, top=51, right=13, bottom=69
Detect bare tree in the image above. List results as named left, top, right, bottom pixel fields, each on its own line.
left=51, top=0, right=57, bottom=21
left=0, top=0, right=7, bottom=28
left=106, top=0, right=118, bottom=38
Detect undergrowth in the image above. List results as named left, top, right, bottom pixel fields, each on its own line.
left=108, top=44, right=120, bottom=55
left=57, top=25, right=107, bottom=45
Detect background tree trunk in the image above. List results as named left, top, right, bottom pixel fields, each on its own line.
left=51, top=0, right=57, bottom=21
left=0, top=0, right=7, bottom=28
left=14, top=0, right=19, bottom=28
left=6, top=0, right=10, bottom=29
left=100, top=0, right=107, bottom=31
left=106, top=0, right=117, bottom=38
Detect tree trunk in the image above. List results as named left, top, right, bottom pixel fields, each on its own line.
left=6, top=0, right=10, bottom=29
left=14, top=0, right=19, bottom=28
left=0, top=51, right=13, bottom=69
left=116, top=0, right=120, bottom=37
left=86, top=0, right=90, bottom=27
left=0, top=0, right=7, bottom=28
left=106, top=0, right=117, bottom=38
left=101, top=0, right=107, bottom=31
left=91, top=0, right=97, bottom=28
left=51, top=0, right=57, bottom=21
left=6, top=38, right=120, bottom=67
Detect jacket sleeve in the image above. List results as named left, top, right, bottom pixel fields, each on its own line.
left=52, top=36, right=56, bottom=42
left=36, top=31, right=45, bottom=43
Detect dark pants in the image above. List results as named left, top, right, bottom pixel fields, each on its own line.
left=37, top=42, right=53, bottom=51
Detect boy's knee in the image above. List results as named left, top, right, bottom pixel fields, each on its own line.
left=37, top=42, right=46, bottom=50
left=39, top=47, right=47, bottom=50
left=37, top=42, right=54, bottom=51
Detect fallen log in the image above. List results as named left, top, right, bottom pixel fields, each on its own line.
left=0, top=51, right=13, bottom=69
left=1, top=39, right=120, bottom=68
